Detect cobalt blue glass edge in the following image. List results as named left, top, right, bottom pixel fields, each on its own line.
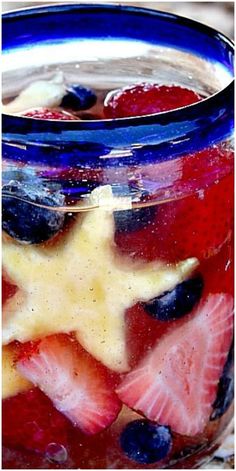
left=2, top=3, right=234, bottom=169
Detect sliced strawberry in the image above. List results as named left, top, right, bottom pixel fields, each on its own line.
left=104, top=83, right=201, bottom=118
left=23, top=108, right=78, bottom=120
left=17, top=334, right=121, bottom=435
left=2, top=387, right=70, bottom=453
left=117, top=294, right=233, bottom=436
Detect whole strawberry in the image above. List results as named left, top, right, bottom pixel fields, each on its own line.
left=104, top=83, right=201, bottom=118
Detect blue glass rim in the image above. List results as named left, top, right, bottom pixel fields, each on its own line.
left=2, top=3, right=235, bottom=168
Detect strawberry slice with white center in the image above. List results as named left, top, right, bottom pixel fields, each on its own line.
left=17, top=334, right=121, bottom=435
left=117, top=294, right=233, bottom=436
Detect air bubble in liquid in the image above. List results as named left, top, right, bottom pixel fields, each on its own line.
left=45, top=443, right=68, bottom=464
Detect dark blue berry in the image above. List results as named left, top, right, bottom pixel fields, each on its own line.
left=2, top=166, right=40, bottom=186
left=61, top=85, right=97, bottom=111
left=2, top=182, right=65, bottom=244
left=120, top=420, right=172, bottom=464
left=2, top=167, right=62, bottom=194
left=113, top=184, right=155, bottom=233
left=211, top=343, right=234, bottom=420
left=143, top=275, right=203, bottom=321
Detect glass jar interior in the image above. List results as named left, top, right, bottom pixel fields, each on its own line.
left=2, top=5, right=233, bottom=111
left=2, top=39, right=232, bottom=108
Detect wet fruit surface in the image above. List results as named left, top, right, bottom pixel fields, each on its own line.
left=2, top=78, right=234, bottom=469
left=104, top=83, right=201, bottom=118
left=115, top=172, right=233, bottom=264
left=117, top=294, right=233, bottom=436
left=61, top=85, right=97, bottom=111
left=3, top=388, right=70, bottom=453
left=17, top=334, right=121, bottom=435
left=211, top=343, right=234, bottom=420
left=120, top=420, right=172, bottom=464
left=143, top=275, right=204, bottom=321
left=2, top=182, right=65, bottom=244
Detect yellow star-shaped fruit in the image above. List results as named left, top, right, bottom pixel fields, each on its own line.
left=3, top=186, right=198, bottom=374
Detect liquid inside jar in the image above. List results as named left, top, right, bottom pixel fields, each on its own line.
left=2, top=38, right=232, bottom=118
left=2, top=36, right=234, bottom=470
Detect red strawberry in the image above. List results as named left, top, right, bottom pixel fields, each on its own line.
left=17, top=334, right=121, bottom=435
left=134, top=146, right=233, bottom=202
left=104, top=83, right=201, bottom=118
left=117, top=294, right=233, bottom=436
left=2, top=387, right=70, bottom=453
left=201, top=240, right=234, bottom=297
left=159, top=173, right=234, bottom=262
left=116, top=173, right=233, bottom=263
left=23, top=108, right=78, bottom=120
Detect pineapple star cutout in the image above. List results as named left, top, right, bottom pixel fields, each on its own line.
left=3, top=186, right=198, bottom=372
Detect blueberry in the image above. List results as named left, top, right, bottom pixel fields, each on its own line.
left=3, top=167, right=62, bottom=193
left=211, top=343, right=234, bottom=420
left=2, top=181, right=65, bottom=244
left=2, top=166, right=39, bottom=186
left=120, top=420, right=172, bottom=464
left=61, top=85, right=97, bottom=111
left=113, top=184, right=155, bottom=233
left=114, top=206, right=155, bottom=233
left=143, top=275, right=203, bottom=321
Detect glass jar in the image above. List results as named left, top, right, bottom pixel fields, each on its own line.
left=2, top=4, right=234, bottom=470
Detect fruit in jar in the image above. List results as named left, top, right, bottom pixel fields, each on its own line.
left=3, top=75, right=96, bottom=118
left=2, top=277, right=17, bottom=304
left=23, top=108, right=78, bottom=120
left=3, top=387, right=70, bottom=453
left=211, top=342, right=234, bottom=420
left=116, top=173, right=233, bottom=264
left=3, top=344, right=32, bottom=399
left=117, top=294, right=233, bottom=436
left=2, top=72, right=66, bottom=114
left=104, top=83, right=201, bottom=118
left=113, top=185, right=155, bottom=233
left=1, top=70, right=234, bottom=470
left=3, top=185, right=198, bottom=373
left=143, top=275, right=204, bottom=321
left=17, top=334, right=121, bottom=435
left=120, top=419, right=172, bottom=464
left=2, top=181, right=65, bottom=244
left=158, top=174, right=234, bottom=262
left=114, top=204, right=154, bottom=233
left=61, top=84, right=97, bottom=111
left=201, top=240, right=234, bottom=296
